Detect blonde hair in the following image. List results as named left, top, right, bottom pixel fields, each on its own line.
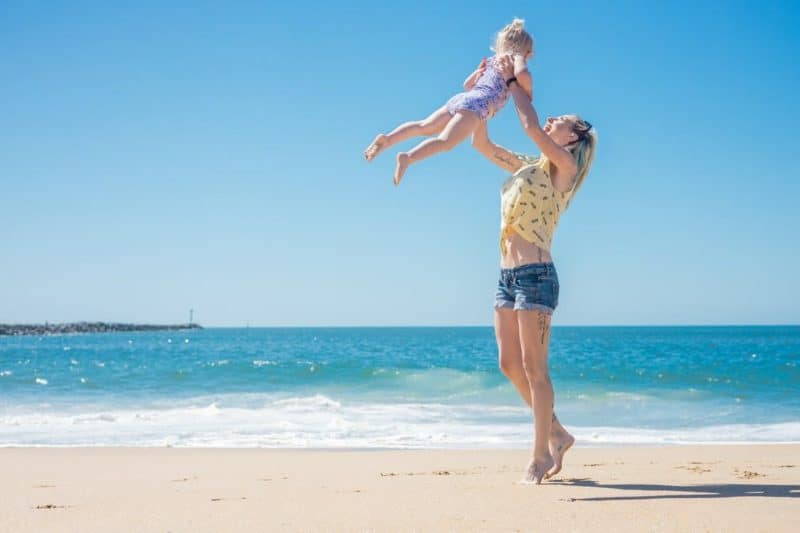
left=493, top=18, right=534, bottom=57
left=567, top=116, right=597, bottom=193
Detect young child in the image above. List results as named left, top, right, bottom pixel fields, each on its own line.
left=364, top=19, right=534, bottom=185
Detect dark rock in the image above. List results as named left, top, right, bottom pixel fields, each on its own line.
left=0, top=322, right=203, bottom=336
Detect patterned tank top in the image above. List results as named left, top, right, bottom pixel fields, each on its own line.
left=500, top=154, right=577, bottom=254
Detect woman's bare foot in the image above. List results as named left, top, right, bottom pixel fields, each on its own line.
left=394, top=153, right=409, bottom=185
left=546, top=430, right=575, bottom=479
left=522, top=454, right=554, bottom=485
left=364, top=134, right=387, bottom=161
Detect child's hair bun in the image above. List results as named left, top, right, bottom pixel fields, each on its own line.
left=493, top=17, right=533, bottom=56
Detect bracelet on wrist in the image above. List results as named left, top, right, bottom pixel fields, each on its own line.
left=505, top=76, right=518, bottom=88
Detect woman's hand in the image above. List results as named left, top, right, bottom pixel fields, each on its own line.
left=497, top=55, right=532, bottom=99
left=497, top=55, right=515, bottom=82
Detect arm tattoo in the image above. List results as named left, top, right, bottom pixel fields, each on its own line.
left=493, top=150, right=514, bottom=167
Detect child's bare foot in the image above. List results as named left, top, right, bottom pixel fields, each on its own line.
left=546, top=430, right=575, bottom=479
left=522, top=454, right=554, bottom=485
left=394, top=153, right=409, bottom=185
left=364, top=134, right=387, bottom=161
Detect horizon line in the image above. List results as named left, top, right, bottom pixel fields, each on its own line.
left=194, top=323, right=800, bottom=328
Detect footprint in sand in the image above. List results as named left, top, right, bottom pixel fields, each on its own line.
left=34, top=504, right=68, bottom=510
left=210, top=497, right=247, bottom=502
left=676, top=465, right=712, bottom=473
left=737, top=470, right=765, bottom=479
left=380, top=469, right=474, bottom=477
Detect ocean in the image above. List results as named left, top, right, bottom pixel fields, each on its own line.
left=1, top=326, right=798, bottom=448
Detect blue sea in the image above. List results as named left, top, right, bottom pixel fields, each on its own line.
left=1, top=326, right=798, bottom=448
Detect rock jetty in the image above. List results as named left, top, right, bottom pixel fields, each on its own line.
left=0, top=322, right=203, bottom=336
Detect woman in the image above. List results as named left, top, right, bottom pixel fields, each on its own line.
left=472, top=56, right=597, bottom=484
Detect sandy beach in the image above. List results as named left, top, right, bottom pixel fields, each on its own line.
left=1, top=444, right=797, bottom=532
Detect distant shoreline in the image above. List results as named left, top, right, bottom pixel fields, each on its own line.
left=0, top=322, right=202, bottom=336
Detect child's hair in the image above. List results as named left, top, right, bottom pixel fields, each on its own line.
left=493, top=18, right=534, bottom=57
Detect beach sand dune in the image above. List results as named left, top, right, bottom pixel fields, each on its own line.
left=2, top=445, right=798, bottom=532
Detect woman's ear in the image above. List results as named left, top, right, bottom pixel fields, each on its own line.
left=563, top=132, right=579, bottom=148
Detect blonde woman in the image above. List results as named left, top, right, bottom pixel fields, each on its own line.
left=473, top=56, right=596, bottom=484
left=364, top=19, right=534, bottom=185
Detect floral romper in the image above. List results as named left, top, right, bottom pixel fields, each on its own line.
left=445, top=55, right=512, bottom=120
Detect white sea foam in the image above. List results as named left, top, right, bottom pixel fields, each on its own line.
left=0, top=371, right=11, bottom=377
left=271, top=394, right=341, bottom=409
left=574, top=422, right=800, bottom=445
left=34, top=378, right=48, bottom=385
left=0, top=394, right=798, bottom=448
left=252, top=360, right=275, bottom=367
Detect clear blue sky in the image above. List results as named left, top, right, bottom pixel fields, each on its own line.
left=2, top=0, right=798, bottom=326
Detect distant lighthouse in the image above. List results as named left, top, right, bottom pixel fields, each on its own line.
left=189, top=309, right=194, bottom=326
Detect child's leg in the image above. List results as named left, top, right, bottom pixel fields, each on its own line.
left=393, top=110, right=480, bottom=185
left=364, top=106, right=451, bottom=161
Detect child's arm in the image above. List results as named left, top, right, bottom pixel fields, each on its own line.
left=463, top=58, right=488, bottom=90
left=471, top=121, right=524, bottom=174
left=512, top=54, right=533, bottom=100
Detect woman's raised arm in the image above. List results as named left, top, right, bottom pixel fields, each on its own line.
left=497, top=57, right=578, bottom=192
left=471, top=121, right=524, bottom=174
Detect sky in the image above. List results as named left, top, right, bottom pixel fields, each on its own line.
left=1, top=0, right=798, bottom=327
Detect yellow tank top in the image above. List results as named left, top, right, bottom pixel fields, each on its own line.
left=500, top=154, right=577, bottom=255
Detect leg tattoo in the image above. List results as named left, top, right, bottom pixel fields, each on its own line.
left=537, top=312, right=550, bottom=345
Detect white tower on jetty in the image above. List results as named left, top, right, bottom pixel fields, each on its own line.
left=189, top=309, right=194, bottom=326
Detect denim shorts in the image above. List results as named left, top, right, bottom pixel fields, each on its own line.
left=494, top=262, right=559, bottom=314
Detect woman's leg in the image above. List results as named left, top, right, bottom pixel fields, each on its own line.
left=495, top=307, right=531, bottom=402
left=517, top=309, right=555, bottom=484
left=496, top=307, right=574, bottom=479
left=364, top=106, right=451, bottom=161
left=394, top=110, right=480, bottom=185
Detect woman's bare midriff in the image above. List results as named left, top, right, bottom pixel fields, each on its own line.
left=500, top=229, right=553, bottom=268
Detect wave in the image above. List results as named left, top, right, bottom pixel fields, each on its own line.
left=573, top=422, right=800, bottom=445
left=1, top=394, right=798, bottom=448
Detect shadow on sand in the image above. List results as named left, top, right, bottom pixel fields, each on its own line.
left=550, top=478, right=800, bottom=502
